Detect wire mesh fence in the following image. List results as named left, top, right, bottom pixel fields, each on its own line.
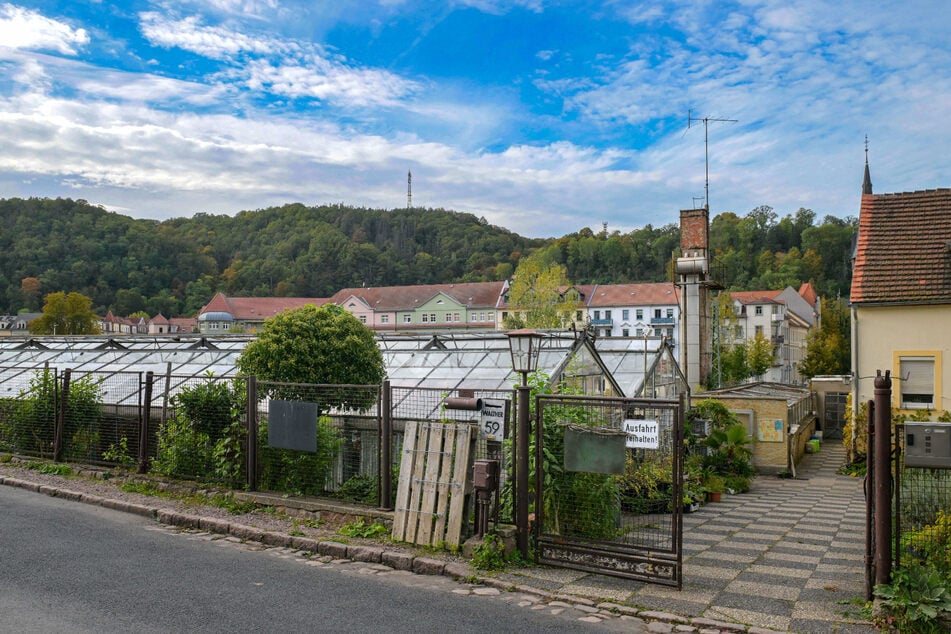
left=252, top=381, right=382, bottom=503
left=1, top=368, right=519, bottom=520
left=895, top=425, right=951, bottom=573
left=147, top=373, right=247, bottom=486
left=0, top=366, right=59, bottom=458
left=62, top=370, right=144, bottom=468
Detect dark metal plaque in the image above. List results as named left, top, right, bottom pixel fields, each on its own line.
left=563, top=425, right=626, bottom=474
left=267, top=400, right=319, bottom=452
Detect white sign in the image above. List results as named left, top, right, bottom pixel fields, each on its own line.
left=480, top=399, right=507, bottom=440
left=623, top=419, right=659, bottom=449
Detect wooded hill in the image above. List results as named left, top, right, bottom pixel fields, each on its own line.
left=0, top=197, right=856, bottom=317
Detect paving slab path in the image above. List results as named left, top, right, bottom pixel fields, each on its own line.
left=495, top=445, right=877, bottom=634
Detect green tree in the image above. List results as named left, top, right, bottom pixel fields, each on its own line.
left=237, top=304, right=384, bottom=400
left=799, top=297, right=851, bottom=378
left=503, top=248, right=578, bottom=329
left=747, top=332, right=774, bottom=379
left=30, top=291, right=100, bottom=335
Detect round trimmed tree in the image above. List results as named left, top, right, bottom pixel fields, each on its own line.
left=238, top=304, right=384, bottom=391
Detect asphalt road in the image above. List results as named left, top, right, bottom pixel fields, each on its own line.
left=0, top=486, right=638, bottom=633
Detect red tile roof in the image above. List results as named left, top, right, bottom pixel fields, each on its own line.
left=851, top=189, right=951, bottom=304
left=329, top=281, right=506, bottom=310
left=729, top=290, right=783, bottom=305
left=797, top=282, right=818, bottom=308
left=199, top=292, right=330, bottom=320
left=585, top=283, right=680, bottom=307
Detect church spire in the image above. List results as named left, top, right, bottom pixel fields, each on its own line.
left=862, top=135, right=873, bottom=195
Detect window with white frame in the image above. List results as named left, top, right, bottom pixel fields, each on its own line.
left=755, top=305, right=763, bottom=316
left=636, top=309, right=643, bottom=320
left=594, top=310, right=600, bottom=319
left=900, top=356, right=935, bottom=409
left=622, top=328, right=629, bottom=337
left=381, top=315, right=389, bottom=324
left=666, top=308, right=674, bottom=318
left=605, top=310, right=612, bottom=319
left=359, top=315, right=367, bottom=324
left=403, top=314, right=412, bottom=323
left=622, top=309, right=629, bottom=320
left=429, top=313, right=436, bottom=322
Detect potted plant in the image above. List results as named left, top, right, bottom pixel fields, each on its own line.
left=703, top=473, right=726, bottom=502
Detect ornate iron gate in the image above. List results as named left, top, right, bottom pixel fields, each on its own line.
left=534, top=394, right=684, bottom=587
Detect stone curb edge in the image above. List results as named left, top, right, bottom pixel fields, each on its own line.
left=0, top=475, right=795, bottom=634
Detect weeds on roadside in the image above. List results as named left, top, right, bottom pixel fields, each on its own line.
left=337, top=519, right=388, bottom=538
left=24, top=461, right=72, bottom=476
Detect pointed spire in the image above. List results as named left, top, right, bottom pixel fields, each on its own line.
left=862, top=135, right=873, bottom=195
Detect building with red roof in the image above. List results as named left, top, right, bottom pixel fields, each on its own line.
left=850, top=158, right=951, bottom=417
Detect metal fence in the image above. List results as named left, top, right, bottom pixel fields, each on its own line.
left=894, top=424, right=951, bottom=573
left=0, top=367, right=517, bottom=518
left=250, top=381, right=382, bottom=503
left=534, top=394, right=684, bottom=586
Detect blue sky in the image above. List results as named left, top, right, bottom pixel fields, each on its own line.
left=0, top=1, right=947, bottom=238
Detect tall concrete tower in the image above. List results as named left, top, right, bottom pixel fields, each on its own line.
left=676, top=208, right=713, bottom=389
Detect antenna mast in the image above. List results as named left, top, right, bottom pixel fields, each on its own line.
left=407, top=170, right=413, bottom=209
left=687, top=110, right=737, bottom=211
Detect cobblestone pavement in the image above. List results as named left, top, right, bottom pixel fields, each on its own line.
left=493, top=445, right=876, bottom=634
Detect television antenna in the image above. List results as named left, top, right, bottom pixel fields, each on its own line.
left=686, top=110, right=737, bottom=211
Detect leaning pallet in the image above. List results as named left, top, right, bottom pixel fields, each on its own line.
left=391, top=420, right=475, bottom=549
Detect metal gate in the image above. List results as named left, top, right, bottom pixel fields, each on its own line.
left=534, top=394, right=684, bottom=587
left=823, top=392, right=848, bottom=440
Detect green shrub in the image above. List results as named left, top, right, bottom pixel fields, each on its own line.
left=153, top=378, right=245, bottom=484
left=1, top=370, right=103, bottom=459
left=102, top=436, right=137, bottom=468
left=875, top=565, right=951, bottom=633
left=257, top=415, right=342, bottom=496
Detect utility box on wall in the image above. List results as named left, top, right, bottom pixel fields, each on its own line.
left=904, top=422, right=951, bottom=468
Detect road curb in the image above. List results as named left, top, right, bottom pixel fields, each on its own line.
left=1, top=473, right=798, bottom=634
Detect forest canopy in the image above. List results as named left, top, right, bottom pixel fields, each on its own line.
left=0, top=197, right=856, bottom=317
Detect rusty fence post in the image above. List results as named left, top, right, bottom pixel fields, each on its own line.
left=138, top=371, right=153, bottom=474
left=516, top=382, right=531, bottom=558
left=873, top=370, right=892, bottom=588
left=865, top=398, right=875, bottom=600
left=380, top=380, right=393, bottom=510
left=53, top=369, right=70, bottom=463
left=247, top=376, right=258, bottom=491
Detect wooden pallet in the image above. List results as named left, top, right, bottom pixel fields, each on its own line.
left=391, top=421, right=475, bottom=549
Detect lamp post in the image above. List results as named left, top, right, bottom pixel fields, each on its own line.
left=507, top=329, right=541, bottom=558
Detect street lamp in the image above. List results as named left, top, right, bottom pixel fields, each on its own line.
left=506, top=329, right=541, bottom=558
left=507, top=329, right=542, bottom=386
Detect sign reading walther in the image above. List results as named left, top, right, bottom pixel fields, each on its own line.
left=623, top=419, right=659, bottom=449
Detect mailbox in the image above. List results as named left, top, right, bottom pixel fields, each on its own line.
left=904, top=422, right=951, bottom=468
left=472, top=459, right=499, bottom=490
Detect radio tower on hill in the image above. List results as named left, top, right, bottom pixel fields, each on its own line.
left=407, top=170, right=413, bottom=209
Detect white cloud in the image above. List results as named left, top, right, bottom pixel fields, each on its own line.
left=0, top=4, right=89, bottom=55
left=139, top=12, right=419, bottom=107
left=139, top=12, right=288, bottom=59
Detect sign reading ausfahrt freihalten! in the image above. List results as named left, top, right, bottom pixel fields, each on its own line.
left=623, top=420, right=659, bottom=449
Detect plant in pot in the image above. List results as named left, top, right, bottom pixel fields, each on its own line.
left=703, top=473, right=727, bottom=502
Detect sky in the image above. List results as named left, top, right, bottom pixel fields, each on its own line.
left=0, top=1, right=948, bottom=238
